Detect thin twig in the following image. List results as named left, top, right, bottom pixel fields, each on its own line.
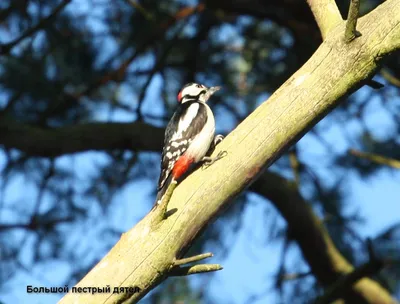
left=0, top=92, right=23, bottom=116
left=135, top=19, right=190, bottom=120
left=173, top=253, right=213, bottom=266
left=345, top=0, right=361, bottom=42
left=126, top=0, right=154, bottom=21
left=349, top=149, right=400, bottom=169
left=279, top=272, right=312, bottom=281
left=366, top=79, right=384, bottom=89
left=289, top=148, right=300, bottom=186
left=37, top=4, right=202, bottom=122
left=12, top=161, right=55, bottom=264
left=381, top=69, right=400, bottom=87
left=75, top=4, right=203, bottom=100
left=169, top=264, right=223, bottom=276
left=0, top=217, right=74, bottom=232
left=151, top=180, right=177, bottom=226
left=0, top=0, right=72, bottom=55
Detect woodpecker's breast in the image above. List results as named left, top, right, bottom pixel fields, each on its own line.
left=185, top=103, right=215, bottom=162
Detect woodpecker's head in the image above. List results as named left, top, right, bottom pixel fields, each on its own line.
left=177, top=83, right=220, bottom=104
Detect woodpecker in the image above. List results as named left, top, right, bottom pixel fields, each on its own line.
left=155, top=82, right=225, bottom=208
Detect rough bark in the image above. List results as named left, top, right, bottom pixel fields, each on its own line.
left=57, top=0, right=400, bottom=303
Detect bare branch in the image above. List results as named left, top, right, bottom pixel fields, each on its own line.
left=381, top=69, right=400, bottom=88
left=0, top=120, right=164, bottom=157
left=0, top=0, right=72, bottom=55
left=289, top=148, right=301, bottom=186
left=315, top=244, right=384, bottom=304
left=278, top=272, right=312, bottom=282
left=366, top=79, right=384, bottom=89
left=349, top=149, right=400, bottom=169
left=125, top=0, right=155, bottom=21
left=345, top=0, right=362, bottom=42
left=169, top=264, right=223, bottom=276
left=135, top=19, right=190, bottom=120
left=74, top=4, right=203, bottom=100
left=306, top=0, right=343, bottom=39
left=250, top=171, right=393, bottom=304
left=0, top=217, right=74, bottom=232
left=151, top=181, right=178, bottom=224
left=173, top=253, right=214, bottom=266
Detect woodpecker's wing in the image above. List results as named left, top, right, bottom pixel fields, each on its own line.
left=157, top=101, right=208, bottom=190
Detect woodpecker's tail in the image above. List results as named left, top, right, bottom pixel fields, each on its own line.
left=154, top=174, right=174, bottom=206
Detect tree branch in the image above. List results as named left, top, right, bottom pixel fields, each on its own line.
left=349, top=149, right=400, bottom=169
left=56, top=0, right=400, bottom=302
left=173, top=253, right=214, bottom=266
left=0, top=217, right=74, bottom=232
left=0, top=120, right=164, bottom=157
left=250, top=171, right=393, bottom=304
left=169, top=264, right=223, bottom=276
left=0, top=0, right=72, bottom=55
left=345, top=0, right=362, bottom=42
left=306, top=0, right=343, bottom=39
left=315, top=253, right=384, bottom=304
left=381, top=68, right=400, bottom=87
left=62, top=3, right=203, bottom=108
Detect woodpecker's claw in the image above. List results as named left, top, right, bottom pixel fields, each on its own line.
left=201, top=150, right=227, bottom=169
left=214, top=134, right=224, bottom=146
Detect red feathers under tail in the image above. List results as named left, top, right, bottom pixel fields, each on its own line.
left=154, top=155, right=193, bottom=206
left=172, top=155, right=193, bottom=180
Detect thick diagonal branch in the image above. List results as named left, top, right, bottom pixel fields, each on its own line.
left=57, top=0, right=400, bottom=302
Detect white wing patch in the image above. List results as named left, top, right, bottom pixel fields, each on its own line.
left=171, top=103, right=199, bottom=140
left=172, top=140, right=187, bottom=147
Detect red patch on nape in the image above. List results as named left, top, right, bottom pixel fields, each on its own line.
left=172, top=156, right=193, bottom=180
left=177, top=91, right=182, bottom=102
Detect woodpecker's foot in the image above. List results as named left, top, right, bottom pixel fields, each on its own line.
left=206, top=134, right=225, bottom=157
left=201, top=150, right=227, bottom=169
left=214, top=134, right=224, bottom=146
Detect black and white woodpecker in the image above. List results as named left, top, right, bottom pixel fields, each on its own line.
left=155, top=82, right=225, bottom=209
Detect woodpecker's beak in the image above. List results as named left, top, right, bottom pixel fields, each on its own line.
left=203, top=86, right=220, bottom=102
left=207, top=86, right=221, bottom=95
